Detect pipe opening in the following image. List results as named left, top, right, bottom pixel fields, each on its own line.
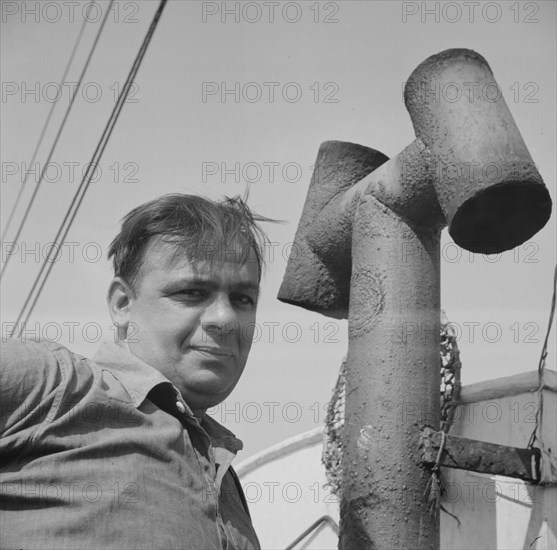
left=449, top=182, right=552, bottom=254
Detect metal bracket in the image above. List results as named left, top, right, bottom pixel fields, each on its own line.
left=420, top=427, right=541, bottom=483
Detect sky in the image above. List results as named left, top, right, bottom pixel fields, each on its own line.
left=1, top=0, right=556, bottom=460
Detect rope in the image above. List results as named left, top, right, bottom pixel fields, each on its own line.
left=527, top=264, right=557, bottom=452
left=424, top=431, right=446, bottom=514
left=1, top=0, right=115, bottom=280
left=0, top=0, right=94, bottom=242
left=10, top=0, right=168, bottom=337
left=440, top=310, right=462, bottom=434
left=423, top=430, right=460, bottom=524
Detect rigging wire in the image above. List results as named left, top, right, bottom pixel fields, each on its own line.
left=0, top=0, right=95, bottom=242
left=0, top=0, right=115, bottom=281
left=527, top=263, right=557, bottom=450
left=10, top=0, right=168, bottom=337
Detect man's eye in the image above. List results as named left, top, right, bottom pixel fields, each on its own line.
left=176, top=289, right=205, bottom=299
left=233, top=294, right=256, bottom=307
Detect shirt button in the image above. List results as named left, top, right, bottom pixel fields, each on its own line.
left=176, top=401, right=186, bottom=414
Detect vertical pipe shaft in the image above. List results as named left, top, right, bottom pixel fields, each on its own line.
left=340, top=195, right=441, bottom=550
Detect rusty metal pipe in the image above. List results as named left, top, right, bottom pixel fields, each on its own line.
left=405, top=49, right=551, bottom=253
left=277, top=48, right=552, bottom=550
left=341, top=195, right=440, bottom=549
left=279, top=141, right=389, bottom=318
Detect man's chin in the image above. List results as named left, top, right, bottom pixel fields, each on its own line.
left=183, top=380, right=234, bottom=411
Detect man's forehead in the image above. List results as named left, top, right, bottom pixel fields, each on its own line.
left=140, top=236, right=259, bottom=278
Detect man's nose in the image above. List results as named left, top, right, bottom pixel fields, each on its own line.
left=201, top=296, right=239, bottom=336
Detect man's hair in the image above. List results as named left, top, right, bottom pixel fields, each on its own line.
left=108, top=194, right=270, bottom=290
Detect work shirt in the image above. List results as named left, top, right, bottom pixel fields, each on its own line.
left=0, top=339, right=260, bottom=550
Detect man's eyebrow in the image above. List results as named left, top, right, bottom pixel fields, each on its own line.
left=163, top=278, right=259, bottom=291
left=162, top=277, right=215, bottom=290
left=234, top=282, right=261, bottom=296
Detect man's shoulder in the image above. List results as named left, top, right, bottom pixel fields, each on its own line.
left=2, top=336, right=62, bottom=355
left=0, top=338, right=99, bottom=400
left=2, top=337, right=88, bottom=374
left=0, top=340, right=83, bottom=435
left=0, top=340, right=128, bottom=438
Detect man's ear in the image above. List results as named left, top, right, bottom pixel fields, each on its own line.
left=107, top=277, right=134, bottom=338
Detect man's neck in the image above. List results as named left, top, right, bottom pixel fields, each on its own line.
left=116, top=338, right=206, bottom=423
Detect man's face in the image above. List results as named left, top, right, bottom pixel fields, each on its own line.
left=124, top=239, right=260, bottom=412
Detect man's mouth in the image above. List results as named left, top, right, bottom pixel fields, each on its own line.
left=189, top=346, right=234, bottom=358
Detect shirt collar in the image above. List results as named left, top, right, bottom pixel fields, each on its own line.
left=92, top=341, right=169, bottom=409
left=203, top=414, right=243, bottom=454
left=92, top=341, right=243, bottom=456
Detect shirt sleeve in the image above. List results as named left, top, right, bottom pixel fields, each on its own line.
left=0, top=339, right=65, bottom=447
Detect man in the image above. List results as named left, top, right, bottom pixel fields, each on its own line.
left=1, top=194, right=267, bottom=549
